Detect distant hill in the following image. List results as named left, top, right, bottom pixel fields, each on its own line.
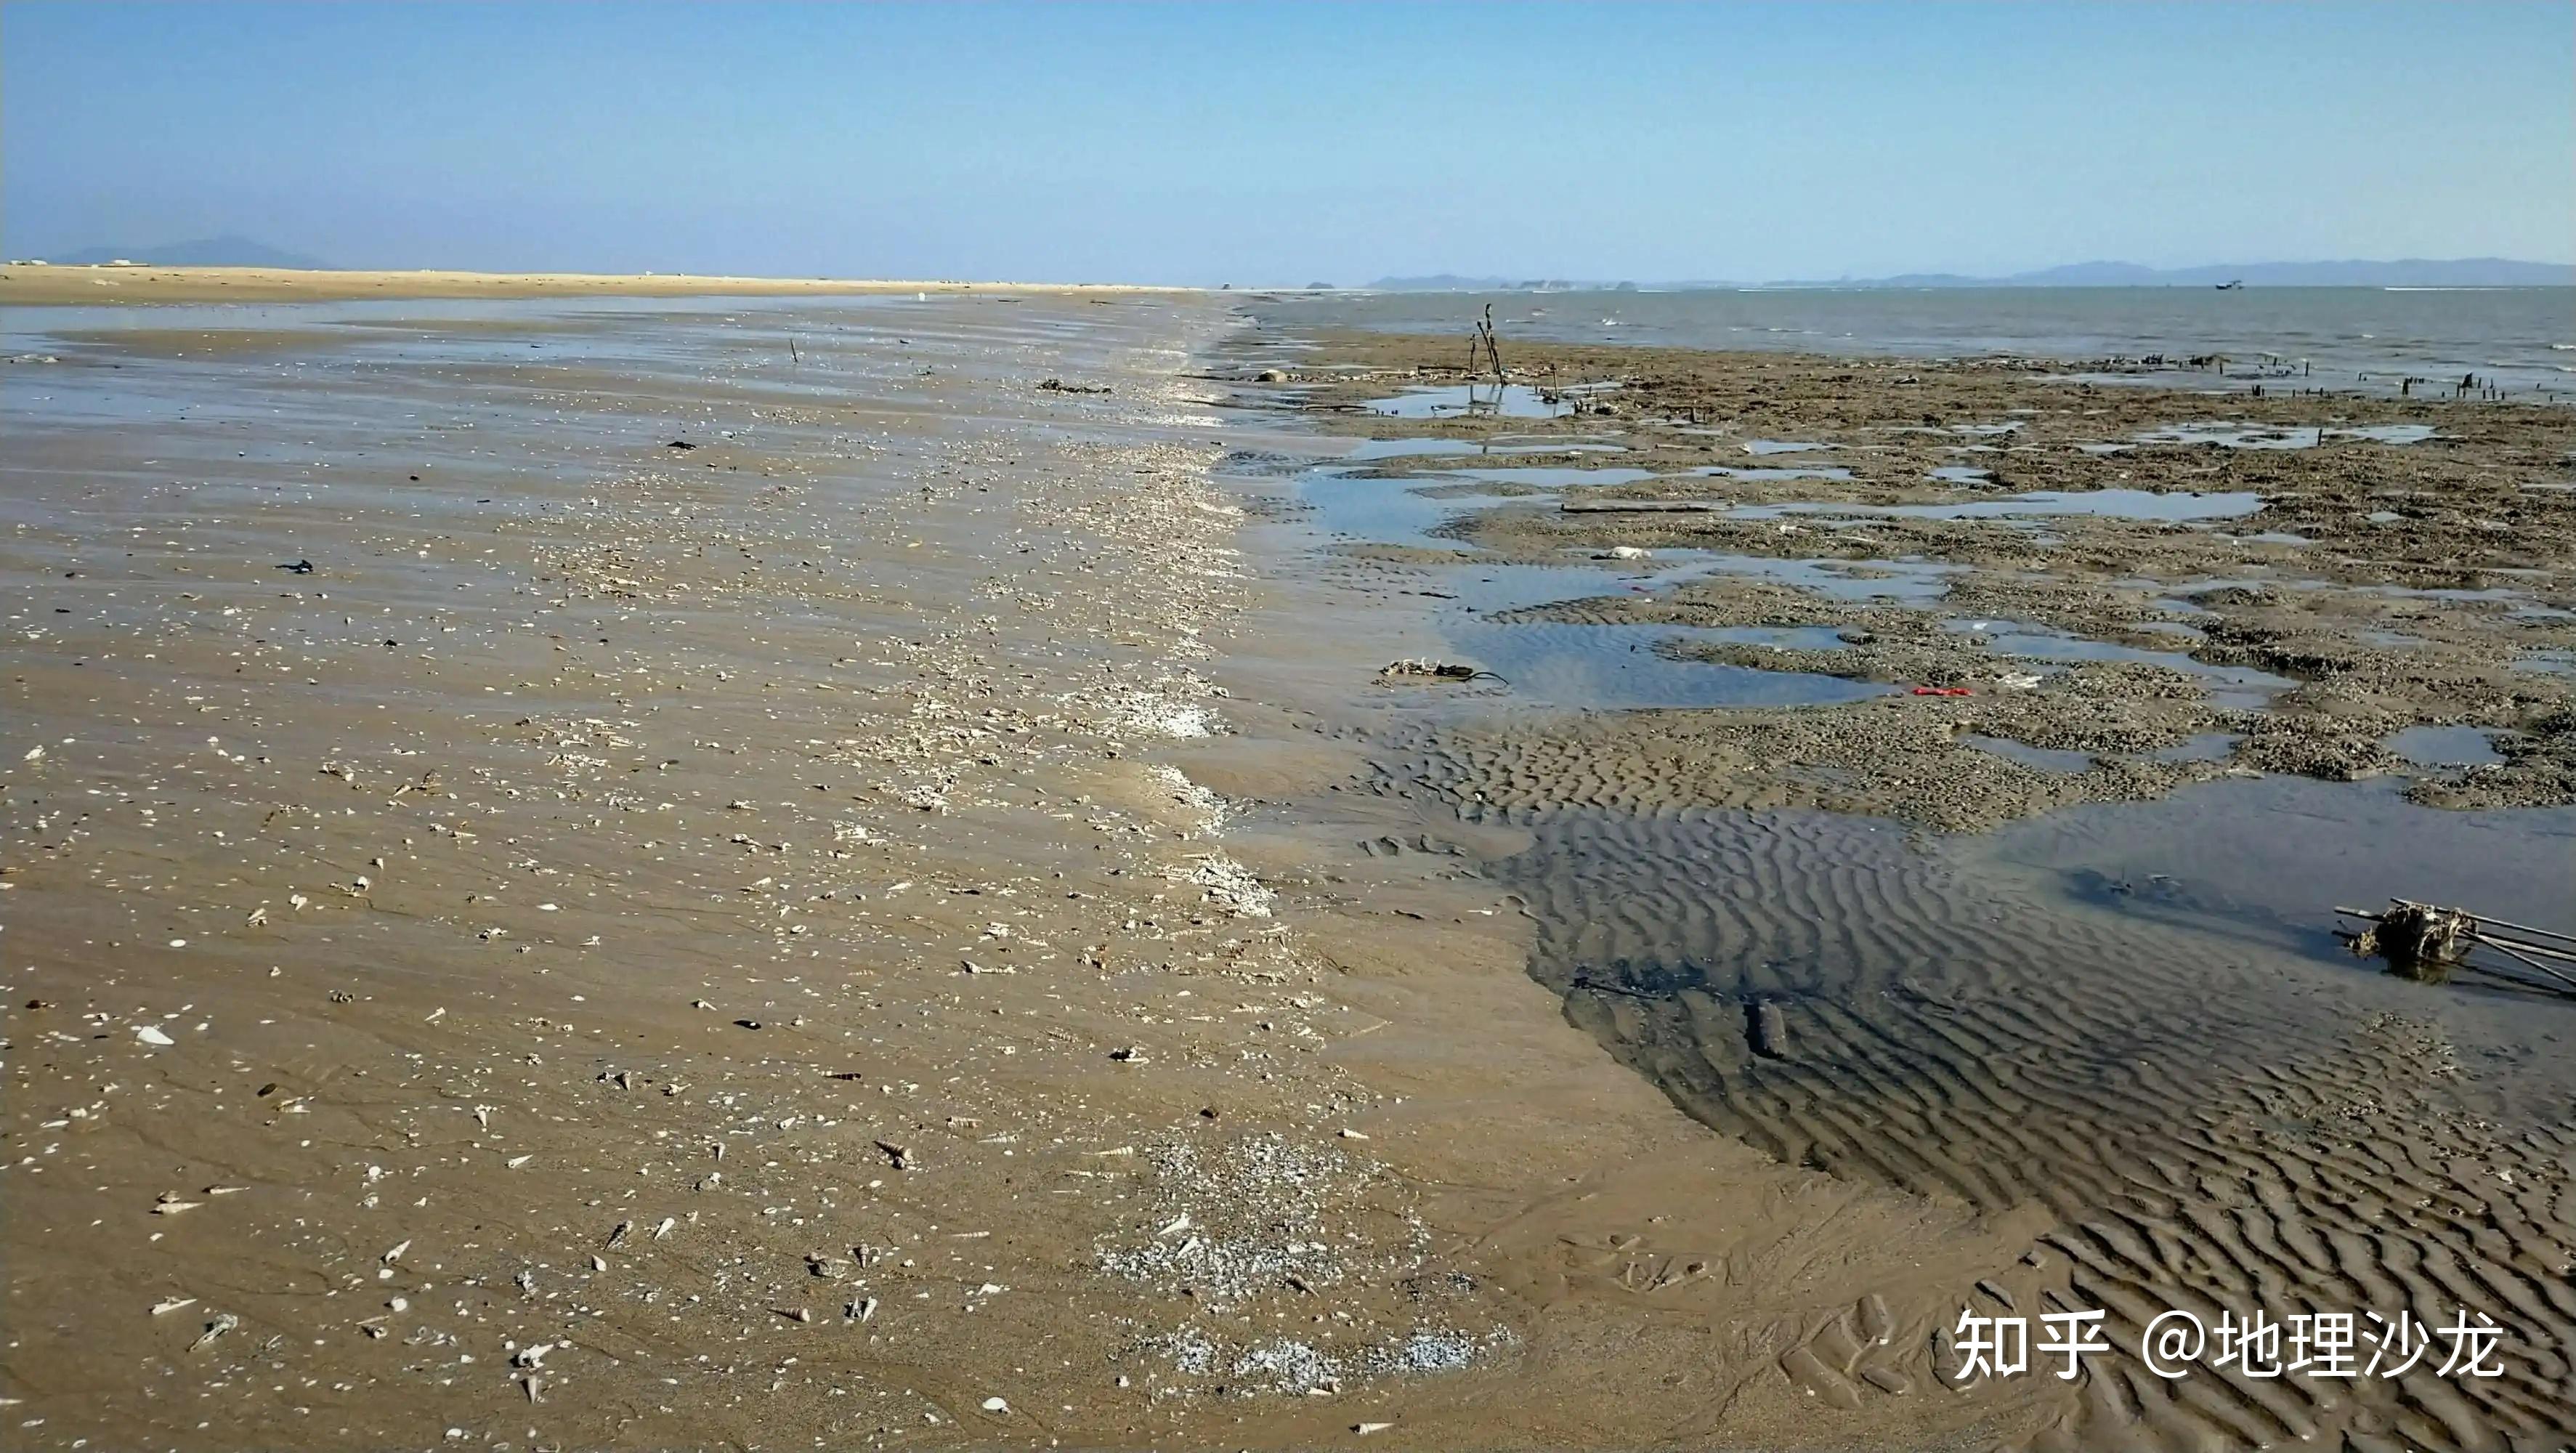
left=46, top=236, right=330, bottom=269
left=1370, top=259, right=2572, bottom=291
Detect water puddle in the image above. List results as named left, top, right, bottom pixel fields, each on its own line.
left=1290, top=459, right=1932, bottom=707
left=1363, top=384, right=1573, bottom=419
left=2134, top=421, right=2441, bottom=450
left=1436, top=554, right=1958, bottom=618
left=1698, top=624, right=1853, bottom=652
left=1451, top=621, right=1889, bottom=710
left=2132, top=620, right=2208, bottom=641
left=1945, top=619, right=2297, bottom=705
left=1650, top=554, right=1960, bottom=604
left=2517, top=647, right=2576, bottom=678
left=1345, top=436, right=1627, bottom=461
left=1301, top=471, right=1512, bottom=551
left=2149, top=732, right=2242, bottom=762
left=2386, top=724, right=2506, bottom=767
left=1301, top=445, right=1964, bottom=616
left=1973, top=775, right=2576, bottom=957
left=1925, top=466, right=1993, bottom=485
left=1693, top=464, right=1856, bottom=482
left=1438, top=466, right=1654, bottom=487
left=1743, top=439, right=1837, bottom=456
left=1726, top=488, right=2262, bottom=522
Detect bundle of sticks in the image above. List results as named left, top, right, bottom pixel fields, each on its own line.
left=2335, top=899, right=2576, bottom=996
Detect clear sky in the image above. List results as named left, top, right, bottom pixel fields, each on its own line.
left=5, top=1, right=2569, bottom=285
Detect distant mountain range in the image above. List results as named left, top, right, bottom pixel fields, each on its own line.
left=39, top=235, right=331, bottom=269
left=1369, top=258, right=2573, bottom=291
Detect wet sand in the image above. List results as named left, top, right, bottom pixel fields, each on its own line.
left=1268, top=331, right=2576, bottom=830
left=1199, top=320, right=2576, bottom=1450
left=8, top=291, right=2575, bottom=1453
left=0, top=264, right=1177, bottom=307
left=1, top=293, right=2044, bottom=1452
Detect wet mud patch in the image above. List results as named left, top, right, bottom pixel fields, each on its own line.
left=1244, top=322, right=2576, bottom=1447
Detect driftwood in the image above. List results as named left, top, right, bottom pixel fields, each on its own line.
left=2336, top=899, right=2576, bottom=995
left=1561, top=499, right=1722, bottom=514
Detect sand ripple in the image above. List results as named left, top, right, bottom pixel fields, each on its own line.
left=1438, top=790, right=2576, bottom=1448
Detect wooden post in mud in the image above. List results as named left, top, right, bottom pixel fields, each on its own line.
left=1473, top=304, right=1506, bottom=386
left=1464, top=304, right=1507, bottom=412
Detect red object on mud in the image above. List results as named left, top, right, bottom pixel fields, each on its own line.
left=1910, top=685, right=1972, bottom=696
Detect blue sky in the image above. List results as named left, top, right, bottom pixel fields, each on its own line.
left=5, top=2, right=2569, bottom=284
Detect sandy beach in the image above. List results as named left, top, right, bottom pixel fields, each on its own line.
left=4, top=276, right=2573, bottom=1452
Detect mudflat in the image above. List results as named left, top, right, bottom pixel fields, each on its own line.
left=1, top=294, right=2030, bottom=1452
left=5, top=290, right=2575, bottom=1453
left=1201, top=317, right=2576, bottom=1451
left=1273, top=329, right=2576, bottom=831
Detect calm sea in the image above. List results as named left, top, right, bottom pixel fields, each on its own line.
left=1252, top=286, right=2575, bottom=397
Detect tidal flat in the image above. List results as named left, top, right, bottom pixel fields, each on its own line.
left=4, top=282, right=2574, bottom=1452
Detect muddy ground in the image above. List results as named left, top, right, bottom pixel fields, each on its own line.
left=1199, top=319, right=2576, bottom=1453
left=8, top=293, right=2574, bottom=1453
left=1, top=294, right=2082, bottom=1453
left=1265, top=331, right=2576, bottom=831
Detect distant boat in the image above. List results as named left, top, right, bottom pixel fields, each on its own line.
left=2215, top=279, right=2244, bottom=291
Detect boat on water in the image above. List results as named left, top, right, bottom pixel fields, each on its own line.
left=2215, top=279, right=2244, bottom=290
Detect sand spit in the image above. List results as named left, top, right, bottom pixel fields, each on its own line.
left=1203, top=321, right=2576, bottom=1449
left=0, top=262, right=1186, bottom=307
